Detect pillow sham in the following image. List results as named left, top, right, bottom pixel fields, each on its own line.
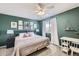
left=19, top=33, right=26, bottom=37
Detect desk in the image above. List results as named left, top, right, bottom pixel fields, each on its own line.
left=60, top=37, right=79, bottom=44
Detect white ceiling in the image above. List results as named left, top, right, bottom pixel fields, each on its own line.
left=0, top=3, right=79, bottom=20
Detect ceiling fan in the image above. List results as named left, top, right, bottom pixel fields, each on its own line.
left=35, top=3, right=54, bottom=15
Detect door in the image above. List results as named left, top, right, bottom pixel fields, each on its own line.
left=50, top=17, right=59, bottom=45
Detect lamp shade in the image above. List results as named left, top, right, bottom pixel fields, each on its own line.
left=7, top=30, right=14, bottom=34
left=36, top=29, right=39, bottom=32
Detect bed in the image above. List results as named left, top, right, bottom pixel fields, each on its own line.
left=13, top=32, right=50, bottom=56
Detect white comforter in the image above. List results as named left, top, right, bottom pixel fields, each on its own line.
left=13, top=35, right=49, bottom=56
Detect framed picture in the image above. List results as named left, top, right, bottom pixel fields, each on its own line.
left=24, top=22, right=30, bottom=29
left=30, top=22, right=34, bottom=30
left=18, top=26, right=23, bottom=30
left=34, top=24, right=37, bottom=29
left=18, top=20, right=23, bottom=25
left=30, top=22, right=33, bottom=26
left=11, top=22, right=17, bottom=28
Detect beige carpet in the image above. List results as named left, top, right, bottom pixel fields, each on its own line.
left=0, top=44, right=67, bottom=56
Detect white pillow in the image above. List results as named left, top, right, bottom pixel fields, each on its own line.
left=19, top=33, right=26, bottom=37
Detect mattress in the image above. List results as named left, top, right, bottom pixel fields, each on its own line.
left=14, top=35, right=50, bottom=56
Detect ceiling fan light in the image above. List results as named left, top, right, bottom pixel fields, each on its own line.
left=37, top=11, right=45, bottom=15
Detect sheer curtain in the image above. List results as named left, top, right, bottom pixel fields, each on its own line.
left=50, top=17, right=59, bottom=45
left=42, top=17, right=59, bottom=45
left=42, top=20, right=50, bottom=36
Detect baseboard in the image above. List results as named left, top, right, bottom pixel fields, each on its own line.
left=0, top=45, right=6, bottom=48
left=50, top=42, right=61, bottom=48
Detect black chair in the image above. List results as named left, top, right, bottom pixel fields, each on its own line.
left=45, top=33, right=51, bottom=41
left=6, top=35, right=15, bottom=48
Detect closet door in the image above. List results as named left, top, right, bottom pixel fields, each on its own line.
left=50, top=18, right=59, bottom=45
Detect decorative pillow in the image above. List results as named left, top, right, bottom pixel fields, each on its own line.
left=23, top=33, right=30, bottom=37
left=19, top=32, right=35, bottom=38
left=28, top=32, right=35, bottom=37
left=23, top=34, right=27, bottom=37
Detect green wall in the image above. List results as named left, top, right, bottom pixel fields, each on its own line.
left=37, top=21, right=42, bottom=35
left=56, top=7, right=79, bottom=39
left=43, top=7, right=79, bottom=44
left=0, top=14, right=42, bottom=46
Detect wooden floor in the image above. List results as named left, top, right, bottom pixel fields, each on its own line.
left=28, top=44, right=67, bottom=56
left=0, top=44, right=68, bottom=56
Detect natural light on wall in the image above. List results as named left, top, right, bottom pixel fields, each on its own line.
left=46, top=23, right=49, bottom=28
left=46, top=21, right=50, bottom=32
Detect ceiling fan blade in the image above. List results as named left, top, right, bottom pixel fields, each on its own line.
left=36, top=3, right=46, bottom=11
left=46, top=5, right=54, bottom=9
left=35, top=5, right=41, bottom=10
left=38, top=3, right=45, bottom=9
